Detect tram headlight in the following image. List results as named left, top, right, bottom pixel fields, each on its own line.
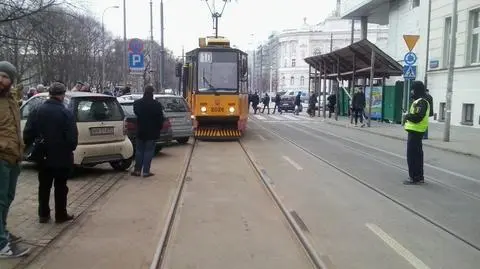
left=229, top=106, right=235, bottom=113
left=201, top=106, right=207, bottom=112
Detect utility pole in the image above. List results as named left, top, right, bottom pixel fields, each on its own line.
left=444, top=0, right=458, bottom=142
left=123, top=0, right=128, bottom=87
left=160, top=0, right=165, bottom=93
left=350, top=19, right=355, bottom=44
left=329, top=33, right=333, bottom=95
left=424, top=0, right=432, bottom=88
left=149, top=0, right=154, bottom=86
left=259, top=46, right=263, bottom=92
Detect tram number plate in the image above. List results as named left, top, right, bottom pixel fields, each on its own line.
left=210, top=107, right=224, bottom=113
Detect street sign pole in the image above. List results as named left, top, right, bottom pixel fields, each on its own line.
left=402, top=35, right=420, bottom=124
left=444, top=0, right=458, bottom=142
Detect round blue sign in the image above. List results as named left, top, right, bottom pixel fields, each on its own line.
left=404, top=52, right=417, bottom=65
left=128, top=38, right=144, bottom=53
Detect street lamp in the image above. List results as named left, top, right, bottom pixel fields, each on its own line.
left=102, top=5, right=119, bottom=92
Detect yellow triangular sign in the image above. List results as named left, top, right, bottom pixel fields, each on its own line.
left=403, top=35, right=420, bottom=51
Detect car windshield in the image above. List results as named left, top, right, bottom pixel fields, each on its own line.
left=120, top=103, right=135, bottom=116
left=76, top=97, right=124, bottom=122
left=156, top=97, right=189, bottom=112
left=197, top=51, right=238, bottom=93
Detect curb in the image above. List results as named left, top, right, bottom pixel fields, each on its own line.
left=324, top=120, right=480, bottom=159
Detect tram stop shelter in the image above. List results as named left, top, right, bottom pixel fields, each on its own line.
left=304, top=39, right=403, bottom=127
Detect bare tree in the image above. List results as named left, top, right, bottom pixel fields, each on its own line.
left=0, top=0, right=57, bottom=23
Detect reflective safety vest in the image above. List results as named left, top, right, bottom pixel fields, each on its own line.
left=405, top=98, right=430, bottom=133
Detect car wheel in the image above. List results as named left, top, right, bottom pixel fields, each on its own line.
left=176, top=137, right=189, bottom=144
left=110, top=158, right=133, bottom=171
left=154, top=146, right=162, bottom=155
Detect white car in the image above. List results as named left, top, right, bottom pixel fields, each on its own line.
left=21, top=92, right=134, bottom=171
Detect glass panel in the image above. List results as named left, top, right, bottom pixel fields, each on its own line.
left=197, top=51, right=238, bottom=93
left=76, top=98, right=123, bottom=122
left=120, top=103, right=135, bottom=116
left=156, top=97, right=189, bottom=112
left=471, top=33, right=479, bottom=63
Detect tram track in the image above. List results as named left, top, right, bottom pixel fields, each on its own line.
left=249, top=119, right=480, bottom=253
left=150, top=139, right=326, bottom=269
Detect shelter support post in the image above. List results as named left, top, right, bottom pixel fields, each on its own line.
left=322, top=61, right=327, bottom=119
left=308, top=65, right=312, bottom=95
left=367, top=49, right=376, bottom=127
left=361, top=16, right=368, bottom=40
left=335, top=56, right=340, bottom=121
left=351, top=55, right=356, bottom=124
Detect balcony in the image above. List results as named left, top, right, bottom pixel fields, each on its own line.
left=341, top=0, right=389, bottom=25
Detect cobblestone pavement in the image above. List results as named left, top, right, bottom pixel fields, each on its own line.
left=0, top=163, right=127, bottom=269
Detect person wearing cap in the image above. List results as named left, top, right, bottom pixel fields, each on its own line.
left=23, top=82, right=78, bottom=224
left=403, top=81, right=430, bottom=185
left=36, top=84, right=45, bottom=94
left=0, top=61, right=30, bottom=258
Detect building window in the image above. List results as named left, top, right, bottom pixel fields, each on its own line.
left=468, top=8, right=480, bottom=64
left=300, top=76, right=305, bottom=86
left=439, top=102, right=446, bottom=122
left=291, top=59, right=296, bottom=67
left=412, top=0, right=420, bottom=8
left=284, top=59, right=288, bottom=67
left=281, top=76, right=285, bottom=86
left=462, top=103, right=475, bottom=125
left=443, top=17, right=452, bottom=68
left=290, top=76, right=295, bottom=85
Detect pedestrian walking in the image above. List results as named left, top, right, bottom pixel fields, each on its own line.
left=403, top=81, right=430, bottom=185
left=261, top=93, right=270, bottom=114
left=423, top=89, right=434, bottom=139
left=23, top=82, right=77, bottom=224
left=251, top=92, right=260, bottom=114
left=131, top=85, right=165, bottom=177
left=294, top=91, right=302, bottom=115
left=352, top=88, right=366, bottom=127
left=0, top=61, right=30, bottom=258
left=272, top=93, right=282, bottom=114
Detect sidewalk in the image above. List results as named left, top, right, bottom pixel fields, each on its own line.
left=323, top=116, right=480, bottom=158
left=0, top=164, right=124, bottom=269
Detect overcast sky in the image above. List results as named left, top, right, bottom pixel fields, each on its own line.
left=85, top=0, right=337, bottom=56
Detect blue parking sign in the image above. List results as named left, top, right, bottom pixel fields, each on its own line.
left=128, top=53, right=144, bottom=69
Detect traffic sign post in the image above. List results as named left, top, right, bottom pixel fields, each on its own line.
left=128, top=38, right=145, bottom=74
left=404, top=52, right=417, bottom=66
left=403, top=65, right=417, bottom=79
left=402, top=35, right=420, bottom=114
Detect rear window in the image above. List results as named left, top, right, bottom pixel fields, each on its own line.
left=120, top=103, right=135, bottom=116
left=156, top=97, right=189, bottom=112
left=75, top=97, right=124, bottom=122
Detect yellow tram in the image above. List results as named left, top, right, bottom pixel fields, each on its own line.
left=181, top=36, right=249, bottom=139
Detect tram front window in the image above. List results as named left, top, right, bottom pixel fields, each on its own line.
left=198, top=51, right=238, bottom=93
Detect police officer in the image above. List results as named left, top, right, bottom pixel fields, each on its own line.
left=403, top=81, right=430, bottom=185
left=23, top=82, right=78, bottom=223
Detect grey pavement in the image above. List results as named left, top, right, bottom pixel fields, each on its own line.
left=163, top=141, right=313, bottom=269
left=245, top=116, right=480, bottom=269
left=324, top=115, right=480, bottom=158
left=24, top=144, right=190, bottom=269
left=0, top=164, right=126, bottom=269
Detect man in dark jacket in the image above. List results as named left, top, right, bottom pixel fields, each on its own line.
left=294, top=92, right=302, bottom=115
left=423, top=89, right=434, bottom=139
left=0, top=61, right=30, bottom=258
left=24, top=82, right=78, bottom=223
left=131, top=85, right=164, bottom=177
left=261, top=93, right=270, bottom=114
left=272, top=93, right=282, bottom=114
left=403, top=81, right=430, bottom=185
left=352, top=88, right=366, bottom=127
left=251, top=92, right=260, bottom=114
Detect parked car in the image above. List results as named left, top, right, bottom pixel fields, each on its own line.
left=118, top=98, right=173, bottom=155
left=20, top=92, right=134, bottom=171
left=119, top=94, right=193, bottom=144
left=279, top=95, right=303, bottom=113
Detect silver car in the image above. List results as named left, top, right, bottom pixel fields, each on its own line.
left=118, top=94, right=193, bottom=144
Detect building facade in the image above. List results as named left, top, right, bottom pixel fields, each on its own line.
left=342, top=0, right=480, bottom=128
left=251, top=14, right=389, bottom=94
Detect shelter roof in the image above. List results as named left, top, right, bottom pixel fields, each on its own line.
left=304, top=39, right=403, bottom=79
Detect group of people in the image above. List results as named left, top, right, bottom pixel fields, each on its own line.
left=0, top=61, right=77, bottom=258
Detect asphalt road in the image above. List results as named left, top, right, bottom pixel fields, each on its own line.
left=244, top=114, right=480, bottom=269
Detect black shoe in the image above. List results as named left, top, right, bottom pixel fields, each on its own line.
left=130, top=171, right=141, bottom=177
left=55, top=214, right=74, bottom=224
left=0, top=242, right=30, bottom=258
left=6, top=231, right=21, bottom=243
left=403, top=179, right=425, bottom=185
left=39, top=216, right=51, bottom=224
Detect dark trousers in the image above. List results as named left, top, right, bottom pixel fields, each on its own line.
left=38, top=165, right=70, bottom=218
left=134, top=139, right=155, bottom=174
left=0, top=161, right=20, bottom=248
left=407, top=131, right=424, bottom=181
left=353, top=108, right=364, bottom=125
left=261, top=104, right=270, bottom=114
left=423, top=127, right=428, bottom=139
left=272, top=103, right=280, bottom=114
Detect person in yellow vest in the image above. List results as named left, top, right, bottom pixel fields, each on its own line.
left=403, top=81, right=430, bottom=185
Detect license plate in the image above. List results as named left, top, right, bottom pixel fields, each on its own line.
left=90, top=127, right=114, bottom=136
left=210, top=107, right=224, bottom=113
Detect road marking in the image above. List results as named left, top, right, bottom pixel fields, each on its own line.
left=257, top=134, right=266, bottom=141
left=269, top=115, right=283, bottom=120
left=297, top=123, right=480, bottom=183
left=282, top=155, right=303, bottom=170
left=366, top=223, right=431, bottom=269
left=283, top=115, right=299, bottom=121
left=253, top=115, right=266, bottom=120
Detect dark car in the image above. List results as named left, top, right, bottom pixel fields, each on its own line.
left=118, top=99, right=173, bottom=155
left=279, top=95, right=303, bottom=113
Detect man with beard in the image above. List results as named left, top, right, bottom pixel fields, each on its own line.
left=0, top=61, right=30, bottom=258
